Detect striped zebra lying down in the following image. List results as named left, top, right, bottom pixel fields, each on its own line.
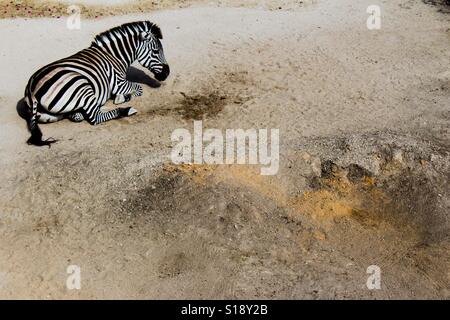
left=23, top=21, right=170, bottom=146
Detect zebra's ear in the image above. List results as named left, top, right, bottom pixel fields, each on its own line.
left=139, top=31, right=152, bottom=41
left=150, top=25, right=163, bottom=39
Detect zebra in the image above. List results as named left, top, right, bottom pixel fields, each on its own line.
left=23, top=21, right=170, bottom=146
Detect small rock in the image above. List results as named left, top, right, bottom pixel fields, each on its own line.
left=310, top=158, right=322, bottom=177
left=347, top=164, right=373, bottom=182
left=392, top=149, right=403, bottom=163
left=301, top=152, right=311, bottom=161
left=321, top=160, right=339, bottom=178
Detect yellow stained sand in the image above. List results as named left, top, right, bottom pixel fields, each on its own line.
left=168, top=163, right=392, bottom=223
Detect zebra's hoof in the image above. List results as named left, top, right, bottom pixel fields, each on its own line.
left=127, top=107, right=137, bottom=116
left=119, top=107, right=138, bottom=118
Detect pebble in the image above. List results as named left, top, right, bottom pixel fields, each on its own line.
left=430, top=154, right=439, bottom=162
left=392, top=149, right=403, bottom=163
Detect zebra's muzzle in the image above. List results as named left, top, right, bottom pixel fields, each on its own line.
left=154, top=64, right=170, bottom=82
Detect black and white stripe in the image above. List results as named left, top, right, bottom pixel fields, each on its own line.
left=24, top=21, right=170, bottom=146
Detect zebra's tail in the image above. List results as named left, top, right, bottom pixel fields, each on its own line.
left=25, top=92, right=57, bottom=147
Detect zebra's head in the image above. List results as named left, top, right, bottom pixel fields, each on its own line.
left=137, top=26, right=170, bottom=82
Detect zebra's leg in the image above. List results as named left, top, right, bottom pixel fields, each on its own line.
left=66, top=112, right=85, bottom=123
left=85, top=107, right=137, bottom=125
left=83, top=93, right=137, bottom=125
left=37, top=112, right=64, bottom=123
left=113, top=93, right=132, bottom=105
left=113, top=81, right=143, bottom=105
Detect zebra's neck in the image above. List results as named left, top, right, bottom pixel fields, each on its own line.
left=91, top=31, right=140, bottom=70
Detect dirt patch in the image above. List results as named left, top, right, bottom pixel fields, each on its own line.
left=173, top=71, right=254, bottom=120
left=0, top=0, right=191, bottom=19
left=142, top=71, right=253, bottom=120
left=144, top=90, right=248, bottom=120
left=0, top=0, right=317, bottom=19
left=117, top=133, right=449, bottom=298
left=156, top=126, right=450, bottom=241
left=162, top=157, right=441, bottom=238
left=402, top=1, right=450, bottom=13
left=158, top=252, right=189, bottom=278
left=423, top=0, right=450, bottom=13
left=177, top=91, right=227, bottom=120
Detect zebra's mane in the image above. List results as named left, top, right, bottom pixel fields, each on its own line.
left=92, top=21, right=163, bottom=46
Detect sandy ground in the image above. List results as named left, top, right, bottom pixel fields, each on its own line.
left=0, top=0, right=320, bottom=19
left=0, top=0, right=449, bottom=299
